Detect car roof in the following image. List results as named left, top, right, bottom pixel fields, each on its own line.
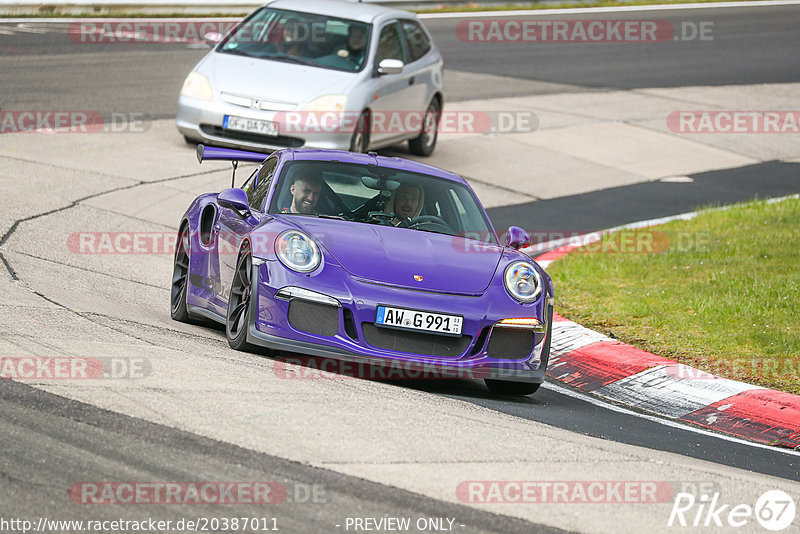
left=265, top=0, right=414, bottom=24
left=277, top=148, right=467, bottom=185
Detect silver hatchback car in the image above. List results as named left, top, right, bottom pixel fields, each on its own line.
left=176, top=0, right=444, bottom=156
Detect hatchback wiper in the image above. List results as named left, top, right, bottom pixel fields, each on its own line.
left=261, top=53, right=317, bottom=67
left=220, top=47, right=256, bottom=58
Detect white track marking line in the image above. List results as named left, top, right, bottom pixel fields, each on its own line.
left=543, top=380, right=800, bottom=456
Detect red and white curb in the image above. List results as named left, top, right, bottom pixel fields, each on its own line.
left=532, top=203, right=800, bottom=450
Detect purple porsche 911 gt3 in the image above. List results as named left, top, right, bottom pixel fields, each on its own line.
left=171, top=146, right=553, bottom=395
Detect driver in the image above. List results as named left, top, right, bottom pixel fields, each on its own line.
left=386, top=183, right=424, bottom=226
left=282, top=175, right=322, bottom=214
left=337, top=25, right=367, bottom=65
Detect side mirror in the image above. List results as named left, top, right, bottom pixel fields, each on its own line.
left=203, top=31, right=222, bottom=45
left=377, top=58, right=403, bottom=75
left=505, top=226, right=531, bottom=250
left=217, top=188, right=250, bottom=216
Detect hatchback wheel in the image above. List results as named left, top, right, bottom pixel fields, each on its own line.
left=349, top=111, right=370, bottom=153
left=409, top=99, right=440, bottom=157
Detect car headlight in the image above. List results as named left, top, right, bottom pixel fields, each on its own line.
left=275, top=230, right=321, bottom=273
left=302, top=94, right=348, bottom=113
left=180, top=71, right=213, bottom=101
left=504, top=261, right=542, bottom=302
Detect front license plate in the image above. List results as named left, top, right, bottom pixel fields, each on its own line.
left=223, top=115, right=278, bottom=137
left=375, top=306, right=462, bottom=336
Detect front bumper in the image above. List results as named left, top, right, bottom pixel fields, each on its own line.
left=176, top=96, right=354, bottom=152
left=245, top=260, right=552, bottom=383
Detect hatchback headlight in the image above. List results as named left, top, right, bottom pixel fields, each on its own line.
left=504, top=261, right=542, bottom=302
left=302, top=94, right=348, bottom=112
left=275, top=230, right=321, bottom=273
left=180, top=71, right=213, bottom=101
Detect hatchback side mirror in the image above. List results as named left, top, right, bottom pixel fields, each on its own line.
left=505, top=226, right=531, bottom=250
left=377, top=58, right=403, bottom=75
left=203, top=31, right=222, bottom=45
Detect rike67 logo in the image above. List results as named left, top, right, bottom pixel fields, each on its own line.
left=668, top=490, right=796, bottom=531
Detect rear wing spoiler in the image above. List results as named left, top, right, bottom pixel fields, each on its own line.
left=196, top=144, right=267, bottom=164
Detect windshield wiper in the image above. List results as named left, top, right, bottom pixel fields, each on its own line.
left=220, top=47, right=256, bottom=58
left=261, top=53, right=317, bottom=67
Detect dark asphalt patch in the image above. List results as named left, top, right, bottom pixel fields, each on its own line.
left=487, top=160, right=800, bottom=234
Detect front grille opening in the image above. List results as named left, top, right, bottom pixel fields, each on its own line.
left=361, top=323, right=471, bottom=358
left=486, top=329, right=535, bottom=360
left=342, top=308, right=358, bottom=341
left=469, top=327, right=491, bottom=356
left=288, top=300, right=339, bottom=337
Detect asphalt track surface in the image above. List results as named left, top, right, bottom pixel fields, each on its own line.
left=0, top=379, right=558, bottom=533
left=2, top=4, right=800, bottom=112
left=2, top=4, right=800, bottom=532
left=486, top=160, right=800, bottom=234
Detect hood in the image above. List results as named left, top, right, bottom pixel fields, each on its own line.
left=202, top=52, right=356, bottom=106
left=289, top=218, right=503, bottom=294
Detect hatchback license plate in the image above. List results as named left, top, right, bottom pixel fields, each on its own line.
left=223, top=115, right=278, bottom=137
left=375, top=306, right=462, bottom=336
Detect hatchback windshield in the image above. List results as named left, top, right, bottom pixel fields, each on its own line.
left=219, top=8, right=371, bottom=73
left=268, top=161, right=498, bottom=244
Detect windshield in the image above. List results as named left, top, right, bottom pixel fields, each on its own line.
left=219, top=8, right=371, bottom=73
left=268, top=161, right=498, bottom=245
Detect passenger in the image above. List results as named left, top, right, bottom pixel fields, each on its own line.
left=277, top=17, right=306, bottom=56
left=386, top=183, right=424, bottom=226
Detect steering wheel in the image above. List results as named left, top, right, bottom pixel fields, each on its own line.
left=406, top=215, right=452, bottom=234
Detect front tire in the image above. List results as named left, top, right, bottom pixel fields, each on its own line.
left=349, top=111, right=370, bottom=153
left=226, top=245, right=258, bottom=352
left=408, top=98, right=440, bottom=157
left=170, top=225, right=193, bottom=322
left=484, top=379, right=541, bottom=396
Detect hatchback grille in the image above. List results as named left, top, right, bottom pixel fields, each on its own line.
left=200, top=125, right=304, bottom=148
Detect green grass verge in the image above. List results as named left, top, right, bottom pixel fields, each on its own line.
left=546, top=196, right=800, bottom=395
